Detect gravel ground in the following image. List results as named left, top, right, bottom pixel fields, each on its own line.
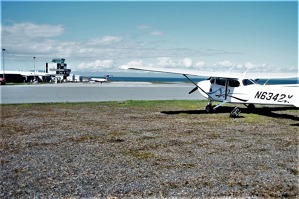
left=1, top=101, right=298, bottom=198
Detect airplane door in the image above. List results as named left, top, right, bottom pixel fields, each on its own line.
left=210, top=78, right=227, bottom=101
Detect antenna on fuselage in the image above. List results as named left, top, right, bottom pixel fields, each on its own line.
left=227, top=66, right=235, bottom=74
left=243, top=68, right=249, bottom=75
left=263, top=78, right=270, bottom=85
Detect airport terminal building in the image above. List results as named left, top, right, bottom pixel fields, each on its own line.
left=0, top=58, right=71, bottom=83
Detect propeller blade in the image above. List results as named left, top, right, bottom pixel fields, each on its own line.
left=183, top=74, right=213, bottom=99
left=189, top=87, right=198, bottom=94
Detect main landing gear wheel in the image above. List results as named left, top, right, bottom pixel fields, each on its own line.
left=247, top=104, right=255, bottom=110
left=245, top=104, right=256, bottom=113
left=205, top=104, right=213, bottom=113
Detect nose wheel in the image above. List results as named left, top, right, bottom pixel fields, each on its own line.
left=205, top=102, right=213, bottom=113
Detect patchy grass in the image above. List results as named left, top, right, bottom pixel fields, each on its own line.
left=124, top=149, right=155, bottom=160
left=70, top=135, right=102, bottom=142
left=106, top=131, right=125, bottom=143
left=1, top=100, right=298, bottom=198
left=113, top=100, right=207, bottom=110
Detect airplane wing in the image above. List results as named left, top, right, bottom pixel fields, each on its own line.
left=119, top=66, right=298, bottom=79
left=120, top=66, right=235, bottom=78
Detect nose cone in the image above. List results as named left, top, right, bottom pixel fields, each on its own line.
left=197, top=80, right=211, bottom=98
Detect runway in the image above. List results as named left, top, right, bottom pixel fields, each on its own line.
left=0, top=82, right=205, bottom=104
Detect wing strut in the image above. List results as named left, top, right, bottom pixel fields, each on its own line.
left=183, top=74, right=212, bottom=99
left=213, top=100, right=228, bottom=110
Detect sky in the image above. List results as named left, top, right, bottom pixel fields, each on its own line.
left=1, top=1, right=298, bottom=76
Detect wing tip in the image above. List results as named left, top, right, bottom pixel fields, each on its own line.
left=119, top=66, right=129, bottom=70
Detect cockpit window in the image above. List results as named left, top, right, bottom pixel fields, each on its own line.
left=215, top=78, right=226, bottom=86
left=243, top=79, right=256, bottom=86
left=228, top=80, right=240, bottom=87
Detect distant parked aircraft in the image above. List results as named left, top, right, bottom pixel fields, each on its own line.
left=89, top=75, right=112, bottom=83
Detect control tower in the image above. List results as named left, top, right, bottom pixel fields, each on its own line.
left=46, top=58, right=71, bottom=80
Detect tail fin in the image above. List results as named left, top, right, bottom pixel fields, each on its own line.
left=105, top=75, right=112, bottom=80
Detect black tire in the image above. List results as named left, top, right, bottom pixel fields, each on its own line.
left=247, top=104, right=256, bottom=112
left=205, top=105, right=213, bottom=113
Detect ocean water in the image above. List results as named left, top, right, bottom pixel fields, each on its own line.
left=93, top=76, right=299, bottom=85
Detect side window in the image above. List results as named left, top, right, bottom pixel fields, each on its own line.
left=243, top=79, right=255, bottom=86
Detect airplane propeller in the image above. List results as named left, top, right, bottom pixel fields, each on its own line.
left=189, top=87, right=198, bottom=94
left=183, top=74, right=213, bottom=99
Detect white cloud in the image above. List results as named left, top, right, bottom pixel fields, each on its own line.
left=181, top=57, right=193, bottom=68
left=119, top=58, right=297, bottom=74
left=217, top=60, right=234, bottom=68
left=2, top=23, right=239, bottom=70
left=2, top=22, right=71, bottom=58
left=244, top=62, right=256, bottom=69
left=157, top=57, right=193, bottom=68
left=211, top=60, right=284, bottom=73
left=149, top=31, right=163, bottom=36
left=3, top=22, right=64, bottom=38
left=125, top=57, right=196, bottom=69
left=88, top=36, right=122, bottom=45
left=2, top=22, right=124, bottom=63
left=77, top=60, right=114, bottom=71
left=157, top=57, right=176, bottom=67
left=2, top=22, right=294, bottom=73
left=137, top=24, right=163, bottom=36
left=138, top=25, right=151, bottom=30
left=120, top=60, right=148, bottom=68
left=195, top=61, right=206, bottom=68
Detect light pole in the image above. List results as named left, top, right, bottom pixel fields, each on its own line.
left=2, top=49, right=5, bottom=80
left=33, top=56, right=36, bottom=81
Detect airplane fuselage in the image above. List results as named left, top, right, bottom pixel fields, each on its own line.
left=197, top=78, right=298, bottom=107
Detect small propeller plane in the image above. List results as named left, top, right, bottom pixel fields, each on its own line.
left=89, top=75, right=112, bottom=84
left=120, top=65, right=298, bottom=116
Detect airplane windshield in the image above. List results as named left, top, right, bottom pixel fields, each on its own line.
left=212, top=78, right=240, bottom=87
left=228, top=79, right=240, bottom=87
left=210, top=78, right=215, bottom=84
left=243, top=79, right=256, bottom=86
left=215, top=78, right=226, bottom=86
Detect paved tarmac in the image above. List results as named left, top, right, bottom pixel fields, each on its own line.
left=0, top=82, right=205, bottom=104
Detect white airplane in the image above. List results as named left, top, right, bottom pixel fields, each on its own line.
left=89, top=75, right=111, bottom=83
left=120, top=66, right=298, bottom=116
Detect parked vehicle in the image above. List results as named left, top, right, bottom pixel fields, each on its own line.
left=0, top=77, right=6, bottom=85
